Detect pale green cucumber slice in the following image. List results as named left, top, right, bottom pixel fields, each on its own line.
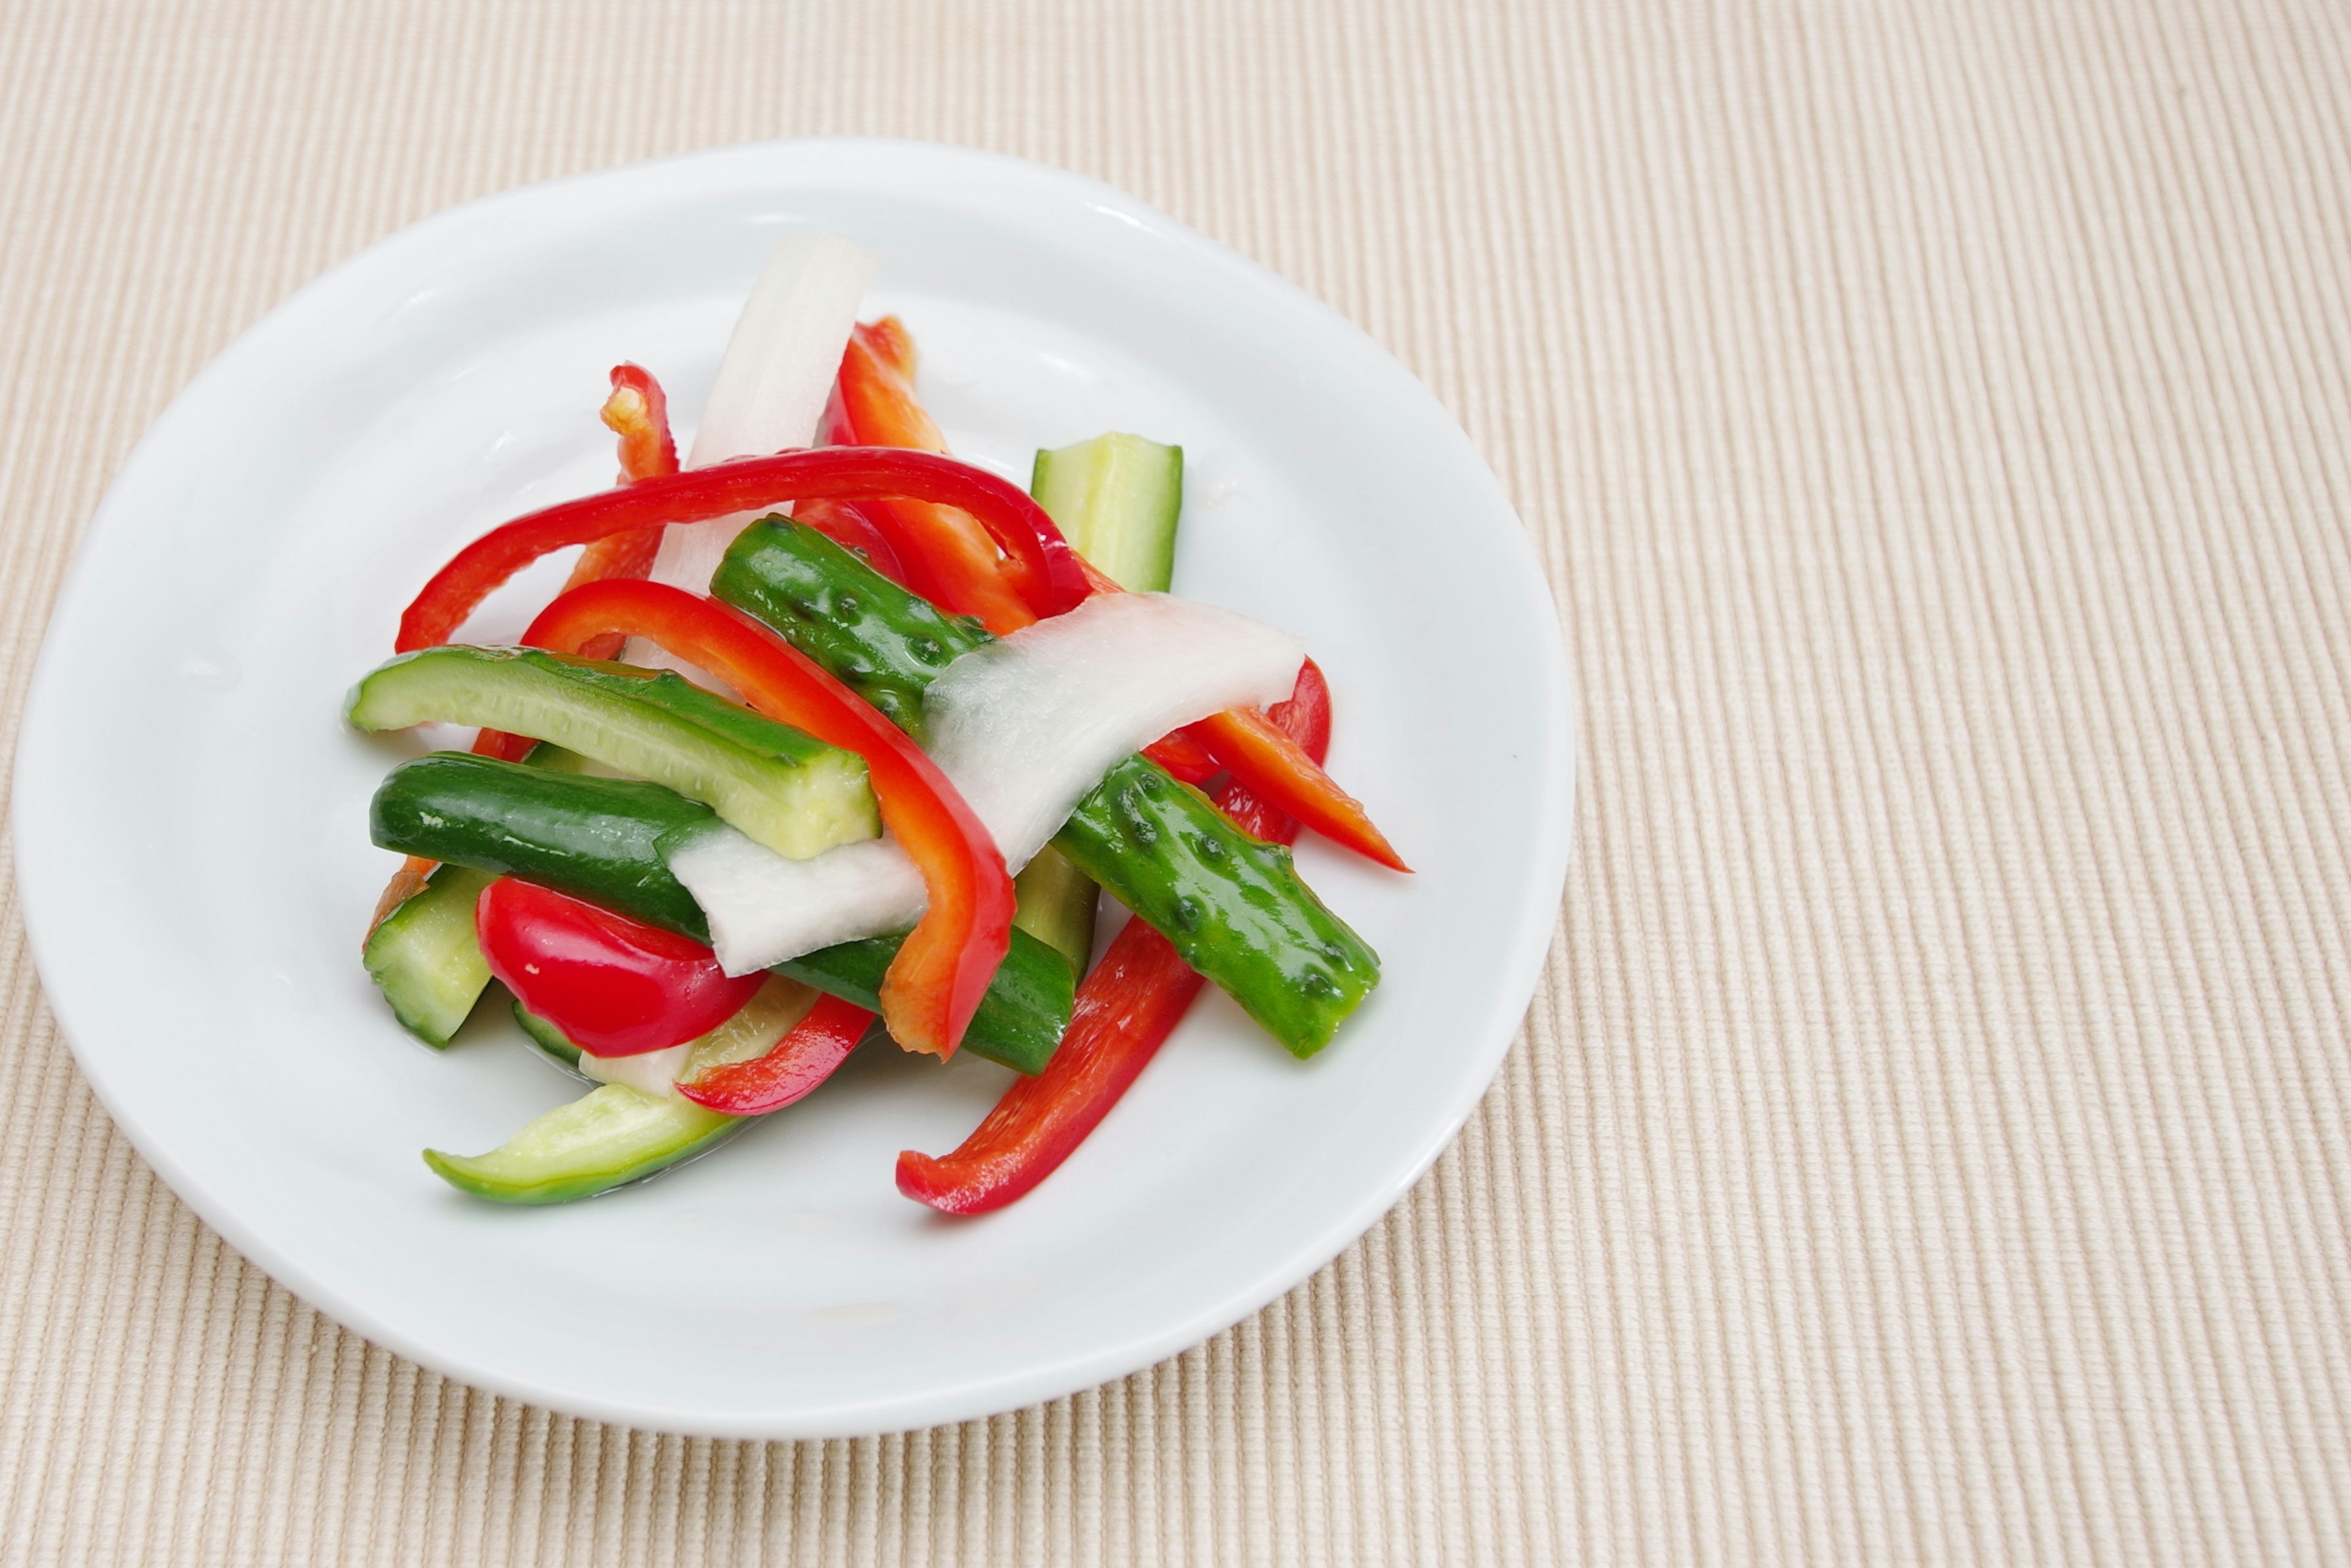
left=1015, top=432, right=1187, bottom=974
left=1011, top=845, right=1097, bottom=978
left=516, top=975, right=819, bottom=1088
left=423, top=1085, right=742, bottom=1204
left=347, top=645, right=877, bottom=859
left=1030, top=432, right=1184, bottom=593
left=364, top=863, right=497, bottom=1046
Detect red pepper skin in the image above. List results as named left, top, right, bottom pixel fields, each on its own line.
left=397, top=447, right=1088, bottom=653
left=894, top=663, right=1332, bottom=1214
left=1141, top=728, right=1220, bottom=785
left=831, top=321, right=1039, bottom=634
left=518, top=578, right=1014, bottom=1059
left=476, top=878, right=764, bottom=1057
left=842, top=389, right=1401, bottom=873
left=600, top=362, right=678, bottom=484
left=560, top=362, right=681, bottom=661
left=791, top=497, right=911, bottom=587
left=676, top=993, right=872, bottom=1115
left=1184, top=702, right=1408, bottom=872
left=470, top=364, right=684, bottom=762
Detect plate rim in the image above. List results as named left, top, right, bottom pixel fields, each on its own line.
left=11, top=135, right=1577, bottom=1437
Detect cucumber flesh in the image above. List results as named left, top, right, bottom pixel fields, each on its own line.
left=522, top=975, right=820, bottom=1090
left=1012, top=432, right=1183, bottom=973
left=424, top=1085, right=742, bottom=1204
left=1011, top=844, right=1097, bottom=978
left=372, top=752, right=1074, bottom=1073
left=1030, top=433, right=1184, bottom=593
left=364, top=864, right=497, bottom=1046
left=347, top=645, right=877, bottom=860
left=512, top=999, right=587, bottom=1073
left=716, top=519, right=1380, bottom=1054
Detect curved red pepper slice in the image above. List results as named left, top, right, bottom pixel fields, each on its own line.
left=850, top=401, right=1403, bottom=872
left=677, top=993, right=872, bottom=1115
left=478, top=877, right=763, bottom=1057
left=600, top=361, right=678, bottom=484
left=830, top=322, right=1038, bottom=634
left=1140, top=728, right=1220, bottom=785
left=398, top=448, right=1090, bottom=653
left=894, top=662, right=1332, bottom=1213
left=1183, top=702, right=1408, bottom=871
left=519, top=578, right=1013, bottom=1059
left=472, top=363, right=684, bottom=763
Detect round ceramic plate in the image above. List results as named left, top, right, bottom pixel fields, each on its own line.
left=13, top=140, right=1573, bottom=1438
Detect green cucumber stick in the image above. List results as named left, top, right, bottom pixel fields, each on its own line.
left=1014, top=433, right=1188, bottom=976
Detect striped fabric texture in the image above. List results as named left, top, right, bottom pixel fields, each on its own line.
left=4, top=1, right=2349, bottom=1562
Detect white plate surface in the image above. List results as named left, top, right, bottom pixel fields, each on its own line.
left=13, top=140, right=1573, bottom=1438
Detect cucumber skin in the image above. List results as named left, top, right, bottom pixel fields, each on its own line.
left=1018, top=438, right=1194, bottom=977
left=423, top=1085, right=743, bottom=1205
left=1056, top=759, right=1376, bottom=1056
left=1030, top=433, right=1183, bottom=595
left=713, top=521, right=984, bottom=748
left=713, top=529, right=1101, bottom=984
left=347, top=645, right=877, bottom=860
left=364, top=863, right=498, bottom=1046
left=369, top=752, right=1071, bottom=1075
left=512, top=999, right=587, bottom=1071
left=773, top=925, right=1074, bottom=1076
left=371, top=752, right=719, bottom=939
left=714, top=519, right=1380, bottom=1053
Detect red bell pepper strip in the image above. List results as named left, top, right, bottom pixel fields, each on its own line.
left=556, top=362, right=681, bottom=661
left=517, top=577, right=1013, bottom=1059
left=828, top=346, right=1405, bottom=872
left=599, top=361, right=678, bottom=484
left=830, top=321, right=1039, bottom=634
left=676, top=993, right=872, bottom=1115
left=471, top=364, right=685, bottom=762
left=397, top=448, right=1089, bottom=653
left=1183, top=703, right=1408, bottom=871
left=477, top=877, right=765, bottom=1057
left=894, top=662, right=1332, bottom=1214
left=1141, top=729, right=1220, bottom=785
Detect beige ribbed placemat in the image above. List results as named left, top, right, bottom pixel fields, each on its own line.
left=5, top=0, right=2349, bottom=1561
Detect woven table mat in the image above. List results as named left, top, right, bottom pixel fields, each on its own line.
left=4, top=1, right=2349, bottom=1562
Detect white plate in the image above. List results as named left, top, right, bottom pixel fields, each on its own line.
left=13, top=140, right=1573, bottom=1438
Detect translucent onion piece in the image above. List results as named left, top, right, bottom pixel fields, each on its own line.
left=666, top=827, right=927, bottom=976
left=924, top=593, right=1305, bottom=873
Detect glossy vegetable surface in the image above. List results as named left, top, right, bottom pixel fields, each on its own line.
left=713, top=519, right=1377, bottom=1053
left=367, top=751, right=1072, bottom=1075
left=830, top=320, right=1037, bottom=633
left=517, top=577, right=1014, bottom=1059
left=362, top=862, right=497, bottom=1046
left=424, top=1084, right=744, bottom=1205
left=396, top=446, right=1090, bottom=653
left=475, top=878, right=765, bottom=1057
left=677, top=992, right=873, bottom=1115
left=896, top=663, right=1333, bottom=1212
left=347, top=643, right=877, bottom=860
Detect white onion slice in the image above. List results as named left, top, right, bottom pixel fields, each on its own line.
left=643, top=231, right=878, bottom=628
left=924, top=593, right=1305, bottom=872
left=667, top=827, right=927, bottom=976
left=579, top=1041, right=695, bottom=1099
left=664, top=593, right=1302, bottom=974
